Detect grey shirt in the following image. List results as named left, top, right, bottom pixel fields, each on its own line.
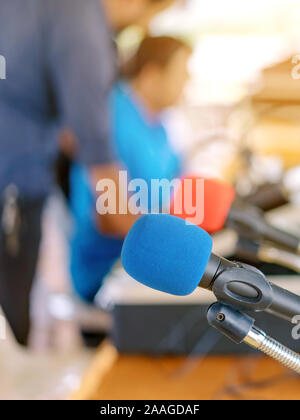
left=0, top=0, right=116, bottom=198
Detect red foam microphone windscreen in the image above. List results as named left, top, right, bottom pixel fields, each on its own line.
left=170, top=176, right=236, bottom=233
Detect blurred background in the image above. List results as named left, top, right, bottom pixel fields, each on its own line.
left=1, top=0, right=300, bottom=400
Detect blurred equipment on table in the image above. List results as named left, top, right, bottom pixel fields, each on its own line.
left=243, top=166, right=300, bottom=211
left=171, top=176, right=300, bottom=255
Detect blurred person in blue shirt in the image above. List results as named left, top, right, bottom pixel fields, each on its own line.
left=70, top=36, right=191, bottom=303
left=0, top=0, right=176, bottom=346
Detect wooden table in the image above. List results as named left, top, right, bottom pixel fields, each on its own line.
left=72, top=341, right=300, bottom=400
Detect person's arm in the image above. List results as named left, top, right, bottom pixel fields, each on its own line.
left=46, top=0, right=137, bottom=236
left=91, top=165, right=139, bottom=238
left=46, top=0, right=115, bottom=167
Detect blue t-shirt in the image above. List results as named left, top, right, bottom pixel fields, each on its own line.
left=70, top=82, right=181, bottom=302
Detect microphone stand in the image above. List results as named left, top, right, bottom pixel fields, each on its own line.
left=201, top=257, right=300, bottom=374
left=227, top=201, right=300, bottom=255
left=207, top=302, right=300, bottom=375
left=236, top=237, right=300, bottom=274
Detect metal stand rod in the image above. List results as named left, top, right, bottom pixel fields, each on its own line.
left=207, top=302, right=300, bottom=375
left=244, top=327, right=300, bottom=375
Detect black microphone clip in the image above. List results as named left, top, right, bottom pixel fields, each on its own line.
left=200, top=254, right=273, bottom=313
left=199, top=254, right=300, bottom=322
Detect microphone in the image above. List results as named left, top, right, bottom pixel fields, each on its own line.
left=121, top=214, right=300, bottom=322
left=170, top=176, right=300, bottom=255
left=236, top=237, right=300, bottom=274
left=244, top=183, right=289, bottom=212
left=245, top=166, right=300, bottom=211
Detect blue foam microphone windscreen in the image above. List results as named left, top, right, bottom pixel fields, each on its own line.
left=121, top=214, right=213, bottom=296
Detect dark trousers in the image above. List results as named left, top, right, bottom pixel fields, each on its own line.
left=0, top=198, right=44, bottom=346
